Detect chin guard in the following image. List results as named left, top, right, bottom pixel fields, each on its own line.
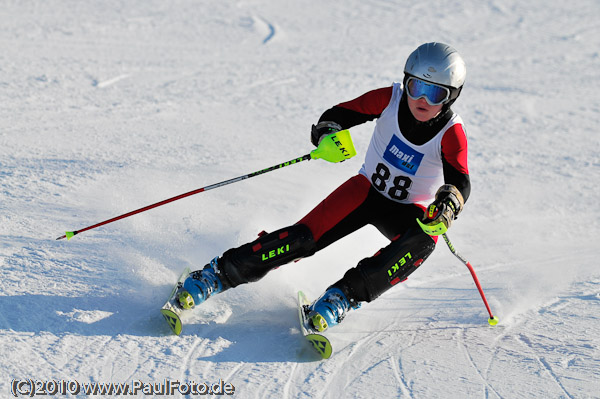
left=416, top=217, right=448, bottom=236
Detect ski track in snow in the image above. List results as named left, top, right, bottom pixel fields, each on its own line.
left=457, top=329, right=504, bottom=399
left=515, top=333, right=575, bottom=399
left=388, top=355, right=412, bottom=398
left=1, top=0, right=600, bottom=398
left=257, top=16, right=277, bottom=44
left=93, top=74, right=131, bottom=88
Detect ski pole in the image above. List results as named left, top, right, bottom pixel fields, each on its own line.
left=56, top=130, right=356, bottom=241
left=442, top=233, right=499, bottom=326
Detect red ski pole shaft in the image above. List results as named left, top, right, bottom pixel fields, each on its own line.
left=442, top=233, right=498, bottom=325
left=56, top=154, right=312, bottom=240
left=56, top=128, right=358, bottom=241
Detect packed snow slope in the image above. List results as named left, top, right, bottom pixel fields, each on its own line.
left=1, top=0, right=599, bottom=398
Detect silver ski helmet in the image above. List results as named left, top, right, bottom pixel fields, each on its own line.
left=403, top=42, right=466, bottom=104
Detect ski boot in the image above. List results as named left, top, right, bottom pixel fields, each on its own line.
left=178, top=257, right=226, bottom=310
left=308, top=287, right=355, bottom=332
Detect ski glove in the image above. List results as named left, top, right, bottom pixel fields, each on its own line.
left=417, top=184, right=465, bottom=236
left=311, top=121, right=342, bottom=147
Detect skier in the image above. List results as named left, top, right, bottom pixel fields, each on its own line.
left=177, top=42, right=470, bottom=332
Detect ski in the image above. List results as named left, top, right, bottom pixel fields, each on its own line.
left=160, top=267, right=191, bottom=335
left=297, top=291, right=333, bottom=359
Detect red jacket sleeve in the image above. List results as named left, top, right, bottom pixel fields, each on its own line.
left=318, top=87, right=393, bottom=129
left=336, top=87, right=393, bottom=116
left=441, top=124, right=470, bottom=201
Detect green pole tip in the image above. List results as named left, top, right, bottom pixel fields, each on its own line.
left=488, top=316, right=499, bottom=326
left=65, top=231, right=75, bottom=240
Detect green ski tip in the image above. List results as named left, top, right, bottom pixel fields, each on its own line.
left=65, top=231, right=76, bottom=240
left=488, top=316, right=499, bottom=326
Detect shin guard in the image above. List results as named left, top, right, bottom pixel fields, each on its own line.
left=217, top=224, right=316, bottom=287
left=332, top=229, right=436, bottom=303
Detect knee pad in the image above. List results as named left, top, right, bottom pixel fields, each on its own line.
left=218, top=224, right=316, bottom=287
left=332, top=229, right=436, bottom=303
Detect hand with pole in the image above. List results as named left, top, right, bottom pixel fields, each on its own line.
left=417, top=215, right=498, bottom=325
left=56, top=130, right=357, bottom=241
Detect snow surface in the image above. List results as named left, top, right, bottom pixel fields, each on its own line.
left=1, top=0, right=599, bottom=398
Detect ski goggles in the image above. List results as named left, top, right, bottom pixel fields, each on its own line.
left=405, top=77, right=451, bottom=106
